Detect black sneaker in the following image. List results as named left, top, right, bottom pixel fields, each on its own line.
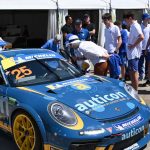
left=142, top=80, right=150, bottom=87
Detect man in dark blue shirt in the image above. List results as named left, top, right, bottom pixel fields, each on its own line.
left=72, top=19, right=90, bottom=41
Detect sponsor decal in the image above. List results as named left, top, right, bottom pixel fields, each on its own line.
left=71, top=83, right=91, bottom=91
left=122, top=126, right=144, bottom=141
left=14, top=53, right=58, bottom=63
left=124, top=143, right=139, bottom=150
left=75, top=92, right=127, bottom=112
left=106, top=127, right=112, bottom=133
left=113, top=114, right=143, bottom=131
left=47, top=78, right=94, bottom=90
left=1, top=57, right=16, bottom=70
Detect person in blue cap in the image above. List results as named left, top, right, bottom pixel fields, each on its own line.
left=138, top=13, right=150, bottom=81
left=72, top=19, right=90, bottom=41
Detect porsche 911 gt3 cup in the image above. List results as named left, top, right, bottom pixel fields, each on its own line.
left=0, top=49, right=149, bottom=150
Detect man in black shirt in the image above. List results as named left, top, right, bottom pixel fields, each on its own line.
left=61, top=15, right=73, bottom=45
left=82, top=14, right=96, bottom=43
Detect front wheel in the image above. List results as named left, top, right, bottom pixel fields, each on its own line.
left=12, top=111, right=43, bottom=150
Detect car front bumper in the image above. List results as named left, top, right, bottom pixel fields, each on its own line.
left=44, top=126, right=150, bottom=150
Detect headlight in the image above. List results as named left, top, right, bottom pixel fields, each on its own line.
left=124, top=84, right=146, bottom=105
left=48, top=102, right=77, bottom=126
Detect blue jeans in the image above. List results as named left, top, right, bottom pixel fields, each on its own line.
left=138, top=50, right=148, bottom=78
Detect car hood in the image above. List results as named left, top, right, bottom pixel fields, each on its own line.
left=24, top=75, right=138, bottom=120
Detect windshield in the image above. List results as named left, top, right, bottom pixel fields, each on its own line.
left=5, top=58, right=82, bottom=87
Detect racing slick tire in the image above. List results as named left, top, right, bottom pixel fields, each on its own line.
left=12, top=110, right=43, bottom=150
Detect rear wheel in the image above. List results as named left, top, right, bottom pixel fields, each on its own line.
left=12, top=111, right=43, bottom=150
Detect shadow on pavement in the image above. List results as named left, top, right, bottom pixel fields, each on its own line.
left=0, top=130, right=18, bottom=150
left=138, top=90, right=150, bottom=95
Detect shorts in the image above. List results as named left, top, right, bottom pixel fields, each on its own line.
left=147, top=52, right=150, bottom=62
left=128, top=58, right=139, bottom=72
left=119, top=52, right=127, bottom=66
left=94, top=62, right=108, bottom=76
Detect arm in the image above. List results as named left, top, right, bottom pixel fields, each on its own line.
left=146, top=36, right=150, bottom=50
left=115, top=36, right=122, bottom=53
left=145, top=36, right=150, bottom=55
left=115, top=26, right=122, bottom=53
left=128, top=34, right=144, bottom=50
left=89, top=29, right=96, bottom=36
left=41, top=40, right=51, bottom=49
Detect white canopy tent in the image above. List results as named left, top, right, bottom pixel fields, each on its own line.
left=0, top=0, right=148, bottom=45
left=58, top=0, right=108, bottom=9
left=110, top=0, right=148, bottom=9
left=0, top=0, right=56, bottom=10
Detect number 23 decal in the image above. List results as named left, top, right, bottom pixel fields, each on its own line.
left=11, top=66, right=32, bottom=80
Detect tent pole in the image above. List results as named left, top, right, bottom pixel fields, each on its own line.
left=109, top=0, right=112, bottom=13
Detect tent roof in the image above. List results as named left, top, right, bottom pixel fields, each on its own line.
left=111, top=0, right=148, bottom=9
left=0, top=0, right=57, bottom=10
left=0, top=0, right=148, bottom=10
left=58, top=0, right=107, bottom=9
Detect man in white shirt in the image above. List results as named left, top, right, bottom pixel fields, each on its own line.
left=124, top=12, right=144, bottom=91
left=102, top=13, right=122, bottom=54
left=139, top=13, right=150, bottom=80
left=68, top=35, right=109, bottom=76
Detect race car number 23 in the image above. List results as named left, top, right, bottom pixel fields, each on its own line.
left=11, top=66, right=32, bottom=80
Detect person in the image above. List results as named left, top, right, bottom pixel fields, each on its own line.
left=0, top=37, right=7, bottom=50
left=41, top=34, right=62, bottom=53
left=124, top=12, right=144, bottom=91
left=102, top=13, right=122, bottom=79
left=114, top=21, right=128, bottom=81
left=138, top=13, right=150, bottom=81
left=143, top=36, right=150, bottom=86
left=68, top=35, right=109, bottom=76
left=61, top=15, right=73, bottom=46
left=102, top=13, right=122, bottom=54
left=72, top=19, right=90, bottom=41
left=0, top=37, right=12, bottom=50
left=82, top=14, right=96, bottom=42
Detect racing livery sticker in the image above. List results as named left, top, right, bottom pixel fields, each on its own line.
left=11, top=66, right=32, bottom=80
left=47, top=78, right=94, bottom=90
left=1, top=57, right=16, bottom=70
left=113, top=114, right=143, bottom=131
left=122, top=125, right=144, bottom=141
left=75, top=92, right=127, bottom=112
left=14, top=53, right=58, bottom=63
left=71, top=83, right=91, bottom=91
left=124, top=143, right=139, bottom=150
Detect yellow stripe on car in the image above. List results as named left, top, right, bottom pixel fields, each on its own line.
left=0, top=121, right=12, bottom=133
left=44, top=144, right=63, bottom=150
left=17, top=87, right=46, bottom=96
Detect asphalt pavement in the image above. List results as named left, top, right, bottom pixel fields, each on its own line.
left=0, top=81, right=149, bottom=150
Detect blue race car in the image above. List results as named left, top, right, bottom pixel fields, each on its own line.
left=0, top=49, right=149, bottom=150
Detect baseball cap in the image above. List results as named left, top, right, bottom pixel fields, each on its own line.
left=83, top=14, right=90, bottom=19
left=65, top=33, right=73, bottom=47
left=142, top=13, right=150, bottom=20
left=68, top=35, right=80, bottom=44
left=54, top=34, right=62, bottom=41
left=75, top=19, right=82, bottom=25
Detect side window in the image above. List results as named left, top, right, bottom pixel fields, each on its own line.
left=0, top=71, right=5, bottom=85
